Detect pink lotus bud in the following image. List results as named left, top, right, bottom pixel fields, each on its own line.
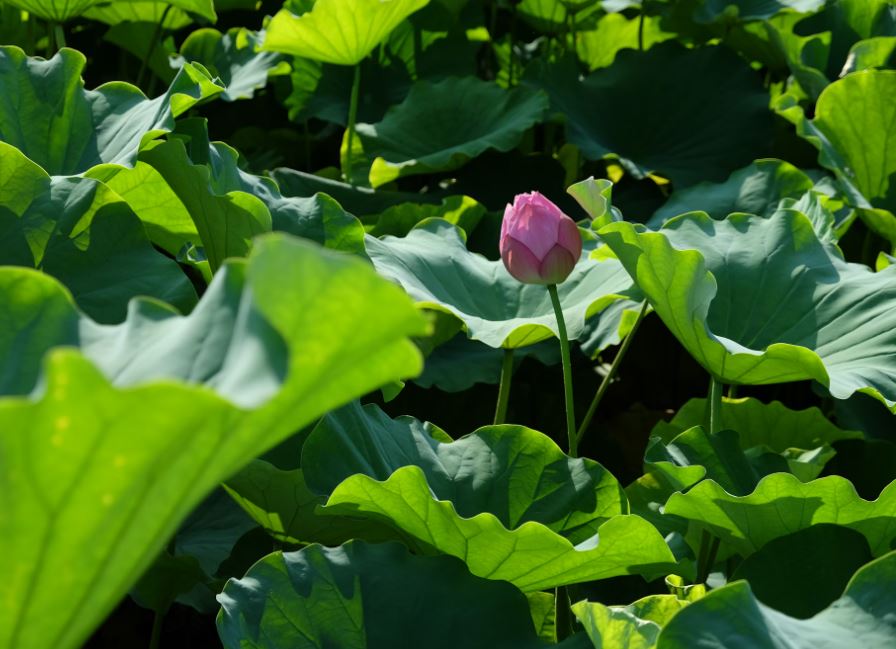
left=500, top=192, right=583, bottom=285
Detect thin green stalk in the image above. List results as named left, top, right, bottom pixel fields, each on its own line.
left=575, top=301, right=648, bottom=447
left=136, top=5, right=172, bottom=88
left=555, top=585, right=575, bottom=641
left=149, top=610, right=164, bottom=649
left=637, top=9, right=645, bottom=51
left=493, top=348, right=515, bottom=425
left=344, top=64, right=362, bottom=185
left=727, top=383, right=739, bottom=399
left=52, top=22, right=66, bottom=51
left=696, top=531, right=721, bottom=584
left=708, top=376, right=723, bottom=434
left=696, top=375, right=724, bottom=583
left=508, top=4, right=518, bottom=86
left=548, top=284, right=577, bottom=457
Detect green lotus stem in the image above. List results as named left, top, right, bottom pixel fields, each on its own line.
left=136, top=5, right=172, bottom=89
left=708, top=376, right=723, bottom=434
left=696, top=530, right=722, bottom=584
left=493, top=348, right=515, bottom=425
left=555, top=585, right=575, bottom=640
left=638, top=9, right=645, bottom=51
left=52, top=22, right=66, bottom=52
left=149, top=609, right=164, bottom=649
left=344, top=63, right=362, bottom=185
left=508, top=4, right=518, bottom=86
left=548, top=284, right=577, bottom=457
left=575, top=300, right=648, bottom=447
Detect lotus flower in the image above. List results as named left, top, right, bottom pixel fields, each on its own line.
left=500, top=192, right=582, bottom=285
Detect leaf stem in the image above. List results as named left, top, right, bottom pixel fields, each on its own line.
left=696, top=530, right=721, bottom=584
left=555, top=585, right=575, bottom=640
left=149, top=609, right=164, bottom=649
left=548, top=284, right=577, bottom=457
left=493, top=348, right=515, bottom=425
left=637, top=9, right=645, bottom=51
left=508, top=4, right=518, bottom=86
left=344, top=63, right=362, bottom=185
left=53, top=22, right=66, bottom=50
left=575, top=301, right=648, bottom=447
left=708, top=376, right=723, bottom=434
left=137, top=5, right=172, bottom=89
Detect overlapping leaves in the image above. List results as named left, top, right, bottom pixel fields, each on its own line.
left=307, top=403, right=676, bottom=591
left=599, top=208, right=896, bottom=409
left=367, top=219, right=640, bottom=348
left=0, top=235, right=427, bottom=649
left=0, top=46, right=222, bottom=175
left=0, top=142, right=195, bottom=322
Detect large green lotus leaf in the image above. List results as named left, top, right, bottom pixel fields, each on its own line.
left=730, top=524, right=873, bottom=618
left=625, top=425, right=788, bottom=541
left=90, top=128, right=365, bottom=271
left=572, top=603, right=661, bottom=649
left=648, top=159, right=815, bottom=227
left=83, top=159, right=200, bottom=259
left=775, top=71, right=896, bottom=235
left=0, top=141, right=196, bottom=323
left=3, top=0, right=214, bottom=22
left=217, top=541, right=585, bottom=649
left=355, top=76, right=548, bottom=187
left=367, top=219, right=639, bottom=348
left=651, top=396, right=863, bottom=479
left=322, top=467, right=675, bottom=591
left=516, top=0, right=601, bottom=33
left=575, top=13, right=675, bottom=71
left=791, top=0, right=896, bottom=80
left=223, top=459, right=399, bottom=546
left=0, top=235, right=424, bottom=402
left=83, top=2, right=193, bottom=29
left=179, top=131, right=367, bottom=255
left=656, top=550, right=896, bottom=649
left=0, top=234, right=427, bottom=649
left=263, top=0, right=430, bottom=65
left=304, top=401, right=626, bottom=542
left=644, top=427, right=782, bottom=497
left=571, top=590, right=703, bottom=649
left=841, top=36, right=896, bottom=74
left=127, top=139, right=271, bottom=273
left=664, top=473, right=896, bottom=557
left=362, top=195, right=486, bottom=238
left=0, top=46, right=223, bottom=175
left=571, top=590, right=700, bottom=649
left=530, top=42, right=773, bottom=187
left=176, top=28, right=291, bottom=102
left=598, top=209, right=896, bottom=410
